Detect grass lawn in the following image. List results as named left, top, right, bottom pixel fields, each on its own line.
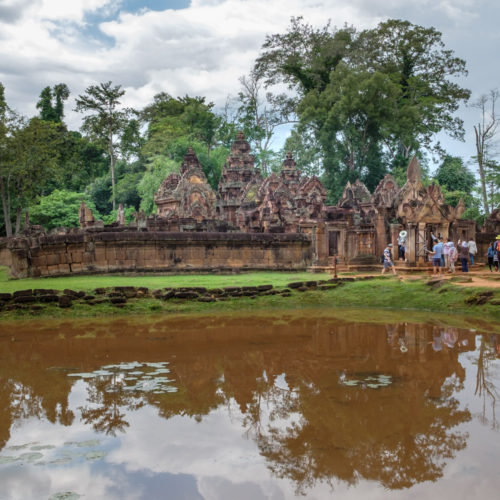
left=0, top=266, right=331, bottom=293
left=0, top=264, right=499, bottom=329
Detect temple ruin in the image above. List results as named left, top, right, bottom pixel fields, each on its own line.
left=0, top=132, right=489, bottom=278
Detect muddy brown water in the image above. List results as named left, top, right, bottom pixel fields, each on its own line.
left=0, top=312, right=499, bottom=500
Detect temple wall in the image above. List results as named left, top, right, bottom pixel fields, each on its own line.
left=0, top=231, right=312, bottom=278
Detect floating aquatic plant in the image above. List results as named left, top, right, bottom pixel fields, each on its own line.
left=340, top=373, right=393, bottom=389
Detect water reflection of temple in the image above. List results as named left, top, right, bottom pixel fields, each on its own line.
left=0, top=317, right=488, bottom=492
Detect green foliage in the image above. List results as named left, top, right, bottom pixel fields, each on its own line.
left=101, top=205, right=136, bottom=225
left=36, top=84, right=70, bottom=123
left=86, top=175, right=112, bottom=215
left=255, top=17, right=471, bottom=199
left=137, top=156, right=179, bottom=214
left=115, top=171, right=143, bottom=210
left=29, top=189, right=96, bottom=230
left=434, top=156, right=476, bottom=194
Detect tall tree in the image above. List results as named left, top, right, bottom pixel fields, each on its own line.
left=36, top=83, right=70, bottom=123
left=254, top=18, right=471, bottom=197
left=75, top=81, right=129, bottom=210
left=472, top=89, right=499, bottom=215
left=5, top=118, right=62, bottom=234
left=0, top=83, right=21, bottom=236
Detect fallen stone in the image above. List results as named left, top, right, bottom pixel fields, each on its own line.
left=33, top=289, right=58, bottom=296
left=110, top=297, right=127, bottom=304
left=0, top=293, right=12, bottom=301
left=198, top=297, right=215, bottom=302
left=174, top=291, right=199, bottom=299
left=287, top=282, right=304, bottom=289
left=63, top=289, right=80, bottom=298
left=39, top=294, right=59, bottom=303
left=257, top=285, right=273, bottom=291
left=13, top=289, right=33, bottom=297
left=58, top=295, right=73, bottom=308
left=13, top=295, right=36, bottom=304
left=95, top=288, right=107, bottom=295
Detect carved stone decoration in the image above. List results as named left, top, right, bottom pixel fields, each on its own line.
left=296, top=177, right=327, bottom=221
left=155, top=148, right=216, bottom=221
left=79, top=202, right=95, bottom=228
left=372, top=174, right=399, bottom=208
left=217, top=131, right=258, bottom=225
left=116, top=203, right=125, bottom=225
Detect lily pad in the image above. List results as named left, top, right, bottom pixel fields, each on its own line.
left=48, top=492, right=81, bottom=500
left=0, top=456, right=20, bottom=464
left=18, top=452, right=44, bottom=462
left=85, top=450, right=106, bottom=461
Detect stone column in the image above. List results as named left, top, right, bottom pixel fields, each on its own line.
left=375, top=212, right=387, bottom=259
left=406, top=223, right=416, bottom=265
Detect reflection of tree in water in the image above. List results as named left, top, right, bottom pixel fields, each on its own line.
left=474, top=335, right=499, bottom=429
left=236, top=325, right=473, bottom=493
left=79, top=374, right=144, bottom=436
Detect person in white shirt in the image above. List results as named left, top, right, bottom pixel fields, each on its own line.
left=468, top=238, right=477, bottom=265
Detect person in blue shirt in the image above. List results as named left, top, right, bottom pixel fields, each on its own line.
left=429, top=238, right=444, bottom=277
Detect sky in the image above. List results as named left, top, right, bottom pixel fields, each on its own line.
left=0, top=0, right=498, bottom=172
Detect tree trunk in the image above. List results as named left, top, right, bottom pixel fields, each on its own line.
left=474, top=125, right=491, bottom=216
left=0, top=176, right=12, bottom=237
left=109, top=132, right=116, bottom=211
left=14, top=205, right=22, bottom=235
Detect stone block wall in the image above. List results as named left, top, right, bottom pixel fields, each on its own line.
left=0, top=231, right=312, bottom=278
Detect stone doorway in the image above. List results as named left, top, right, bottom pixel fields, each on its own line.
left=328, top=231, right=339, bottom=256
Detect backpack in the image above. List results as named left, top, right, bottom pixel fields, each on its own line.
left=380, top=254, right=385, bottom=264
left=496, top=241, right=500, bottom=253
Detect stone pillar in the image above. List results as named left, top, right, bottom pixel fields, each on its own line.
left=417, top=222, right=427, bottom=264
left=375, top=213, right=387, bottom=259
left=406, top=223, right=416, bottom=265
left=315, top=222, right=328, bottom=266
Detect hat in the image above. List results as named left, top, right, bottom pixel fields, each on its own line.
left=388, top=243, right=393, bottom=247
left=496, top=235, right=500, bottom=240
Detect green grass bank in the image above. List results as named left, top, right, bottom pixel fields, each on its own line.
left=0, top=266, right=498, bottom=328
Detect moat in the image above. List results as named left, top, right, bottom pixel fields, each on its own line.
left=1, top=312, right=499, bottom=499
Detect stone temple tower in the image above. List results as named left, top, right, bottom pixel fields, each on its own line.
left=217, top=131, right=258, bottom=225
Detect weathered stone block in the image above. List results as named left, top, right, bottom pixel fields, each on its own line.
left=58, top=295, right=73, bottom=308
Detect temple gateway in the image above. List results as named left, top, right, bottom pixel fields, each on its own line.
left=153, top=132, right=475, bottom=267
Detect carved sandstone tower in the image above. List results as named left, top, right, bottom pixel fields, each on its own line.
left=217, top=132, right=258, bottom=225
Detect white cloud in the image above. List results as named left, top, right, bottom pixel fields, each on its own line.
left=0, top=0, right=497, bottom=160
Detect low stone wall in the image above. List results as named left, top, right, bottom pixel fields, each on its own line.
left=0, top=231, right=312, bottom=278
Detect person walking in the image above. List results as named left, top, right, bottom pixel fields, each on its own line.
left=459, top=240, right=469, bottom=272
left=381, top=243, right=397, bottom=276
left=487, top=242, right=496, bottom=272
left=443, top=237, right=452, bottom=271
left=448, top=241, right=458, bottom=274
left=493, top=238, right=500, bottom=272
left=468, top=237, right=477, bottom=266
left=429, top=238, right=444, bottom=277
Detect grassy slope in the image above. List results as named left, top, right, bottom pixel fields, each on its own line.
left=0, top=265, right=498, bottom=330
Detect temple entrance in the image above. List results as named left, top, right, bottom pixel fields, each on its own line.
left=328, top=231, right=339, bottom=256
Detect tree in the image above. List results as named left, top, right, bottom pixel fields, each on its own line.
left=6, top=118, right=62, bottom=233
left=254, top=18, right=471, bottom=198
left=355, top=20, right=470, bottom=161
left=36, top=83, right=70, bottom=123
left=472, top=89, right=499, bottom=215
left=29, top=189, right=97, bottom=231
left=233, top=73, right=295, bottom=175
left=434, top=156, right=476, bottom=194
left=75, top=81, right=130, bottom=210
left=0, top=82, right=19, bottom=236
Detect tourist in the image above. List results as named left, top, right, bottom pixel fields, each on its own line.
left=487, top=242, right=496, bottom=272
left=428, top=238, right=444, bottom=277
left=468, top=237, right=477, bottom=265
left=443, top=238, right=452, bottom=271
left=381, top=243, right=397, bottom=275
left=459, top=241, right=469, bottom=272
left=398, top=231, right=407, bottom=261
left=493, top=238, right=500, bottom=272
left=448, top=241, right=458, bottom=274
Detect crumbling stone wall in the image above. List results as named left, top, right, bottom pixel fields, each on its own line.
left=0, top=231, right=311, bottom=278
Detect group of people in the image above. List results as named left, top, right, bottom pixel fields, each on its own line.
left=382, top=231, right=500, bottom=276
